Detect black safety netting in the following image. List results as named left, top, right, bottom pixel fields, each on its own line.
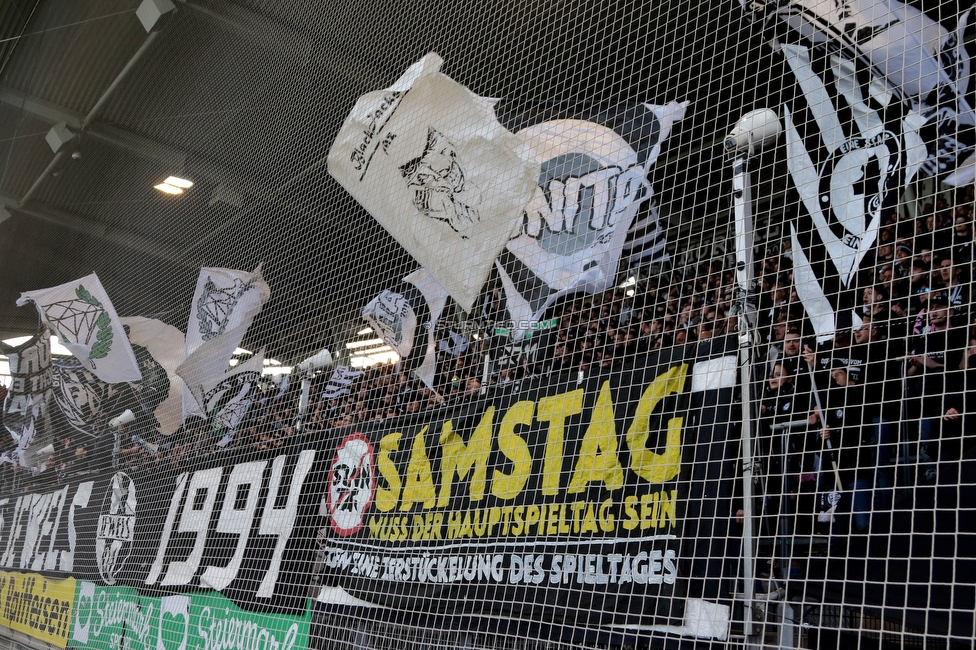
left=0, top=1, right=973, bottom=649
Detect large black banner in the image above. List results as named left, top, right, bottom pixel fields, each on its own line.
left=0, top=446, right=321, bottom=616
left=0, top=344, right=739, bottom=633
left=315, top=343, right=739, bottom=631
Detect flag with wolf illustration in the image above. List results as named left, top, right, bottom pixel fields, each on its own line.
left=328, top=53, right=540, bottom=312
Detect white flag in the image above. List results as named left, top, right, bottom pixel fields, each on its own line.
left=184, top=265, right=270, bottom=356
left=17, top=273, right=141, bottom=383
left=362, top=268, right=448, bottom=390
left=328, top=53, right=540, bottom=312
left=182, top=265, right=270, bottom=418
left=122, top=317, right=186, bottom=437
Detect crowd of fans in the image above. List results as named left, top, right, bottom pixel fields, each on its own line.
left=3, top=185, right=975, bottom=538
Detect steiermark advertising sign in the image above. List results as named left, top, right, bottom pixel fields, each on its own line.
left=69, top=583, right=311, bottom=650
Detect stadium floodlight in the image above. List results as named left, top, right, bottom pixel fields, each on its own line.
left=726, top=108, right=781, bottom=639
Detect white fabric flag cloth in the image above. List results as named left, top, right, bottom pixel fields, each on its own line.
left=328, top=53, right=540, bottom=312
left=182, top=265, right=270, bottom=418
left=493, top=101, right=687, bottom=337
left=322, top=366, right=365, bottom=400
left=362, top=268, right=448, bottom=390
left=184, top=265, right=270, bottom=356
left=121, top=316, right=186, bottom=437
left=17, top=273, right=141, bottom=383
left=177, top=323, right=251, bottom=416
left=744, top=0, right=975, bottom=185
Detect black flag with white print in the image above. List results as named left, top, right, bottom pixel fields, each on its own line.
left=742, top=0, right=976, bottom=186
left=782, top=42, right=926, bottom=339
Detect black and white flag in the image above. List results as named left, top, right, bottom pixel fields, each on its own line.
left=52, top=318, right=185, bottom=440
left=361, top=268, right=448, bottom=389
left=328, top=53, right=540, bottom=312
left=182, top=265, right=269, bottom=418
left=204, top=349, right=264, bottom=446
left=321, top=366, right=365, bottom=400
left=782, top=43, right=926, bottom=339
left=744, top=0, right=975, bottom=184
left=1, top=330, right=54, bottom=469
left=492, top=100, right=686, bottom=337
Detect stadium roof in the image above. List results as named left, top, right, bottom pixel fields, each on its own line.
left=0, top=0, right=956, bottom=362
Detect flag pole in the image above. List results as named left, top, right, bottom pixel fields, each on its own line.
left=724, top=109, right=781, bottom=639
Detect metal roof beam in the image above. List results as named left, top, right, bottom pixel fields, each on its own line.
left=0, top=192, right=188, bottom=267
left=0, top=87, right=83, bottom=129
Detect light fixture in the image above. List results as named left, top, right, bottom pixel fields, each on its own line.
left=3, top=335, right=72, bottom=356
left=164, top=176, right=193, bottom=189
left=154, top=176, right=193, bottom=195
left=262, top=365, right=293, bottom=376
left=154, top=183, right=183, bottom=195
left=346, top=338, right=384, bottom=349
left=356, top=327, right=374, bottom=336
left=350, top=350, right=400, bottom=368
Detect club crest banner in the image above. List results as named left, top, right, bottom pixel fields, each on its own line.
left=328, top=53, right=541, bottom=312
left=492, top=101, right=687, bottom=337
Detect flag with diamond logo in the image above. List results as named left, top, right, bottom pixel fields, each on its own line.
left=17, top=273, right=141, bottom=383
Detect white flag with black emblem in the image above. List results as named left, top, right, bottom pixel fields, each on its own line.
left=492, top=101, right=686, bottom=336
left=17, top=273, right=141, bottom=384
left=744, top=0, right=975, bottom=184
left=328, top=53, right=540, bottom=312
left=182, top=265, right=269, bottom=418
left=203, top=349, right=264, bottom=446
left=362, top=268, right=448, bottom=390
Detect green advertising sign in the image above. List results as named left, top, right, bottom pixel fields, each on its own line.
left=69, top=583, right=311, bottom=650
left=70, top=583, right=140, bottom=650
